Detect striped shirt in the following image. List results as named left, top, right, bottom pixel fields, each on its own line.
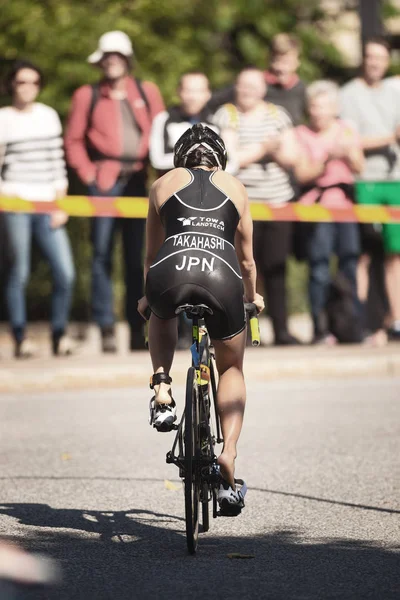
left=213, top=102, right=294, bottom=204
left=0, top=103, right=68, bottom=202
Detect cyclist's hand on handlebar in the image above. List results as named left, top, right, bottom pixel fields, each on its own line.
left=137, top=296, right=149, bottom=320
left=245, top=293, right=265, bottom=314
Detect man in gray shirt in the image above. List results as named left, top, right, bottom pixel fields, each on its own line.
left=341, top=37, right=400, bottom=341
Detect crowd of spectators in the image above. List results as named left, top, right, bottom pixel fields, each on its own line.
left=1, top=30, right=400, bottom=358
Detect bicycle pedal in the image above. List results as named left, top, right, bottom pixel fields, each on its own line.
left=217, top=507, right=243, bottom=518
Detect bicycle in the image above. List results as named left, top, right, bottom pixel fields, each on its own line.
left=165, top=303, right=260, bottom=554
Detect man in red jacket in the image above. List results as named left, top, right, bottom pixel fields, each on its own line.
left=65, top=31, right=165, bottom=352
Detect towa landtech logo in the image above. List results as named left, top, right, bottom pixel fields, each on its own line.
left=177, top=217, right=197, bottom=226
left=177, top=216, right=225, bottom=231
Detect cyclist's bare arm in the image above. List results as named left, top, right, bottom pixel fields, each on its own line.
left=144, top=183, right=166, bottom=280
left=232, top=184, right=258, bottom=304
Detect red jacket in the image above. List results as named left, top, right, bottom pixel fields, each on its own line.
left=64, top=76, right=165, bottom=191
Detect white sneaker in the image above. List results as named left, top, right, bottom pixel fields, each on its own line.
left=149, top=398, right=177, bottom=432
left=218, top=479, right=247, bottom=516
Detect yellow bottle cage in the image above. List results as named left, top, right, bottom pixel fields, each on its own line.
left=200, top=364, right=210, bottom=382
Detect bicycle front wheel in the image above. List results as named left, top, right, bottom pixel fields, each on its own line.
left=184, top=366, right=200, bottom=554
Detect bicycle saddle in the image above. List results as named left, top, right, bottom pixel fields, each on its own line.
left=175, top=304, right=214, bottom=318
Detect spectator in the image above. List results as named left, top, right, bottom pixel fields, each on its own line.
left=149, top=71, right=216, bottom=348
left=280, top=80, right=364, bottom=344
left=65, top=31, right=165, bottom=352
left=262, top=33, right=310, bottom=276
left=264, top=33, right=306, bottom=126
left=209, top=33, right=306, bottom=125
left=213, top=67, right=300, bottom=345
left=150, top=72, right=216, bottom=175
left=341, top=37, right=400, bottom=342
left=0, top=60, right=75, bottom=358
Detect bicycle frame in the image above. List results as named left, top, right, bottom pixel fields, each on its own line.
left=192, top=315, right=223, bottom=447
left=166, top=309, right=221, bottom=491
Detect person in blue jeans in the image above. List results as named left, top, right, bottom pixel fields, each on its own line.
left=308, top=222, right=360, bottom=342
left=64, top=32, right=165, bottom=352
left=5, top=213, right=75, bottom=357
left=88, top=174, right=147, bottom=351
left=0, top=60, right=75, bottom=358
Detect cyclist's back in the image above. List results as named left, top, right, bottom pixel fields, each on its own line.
left=146, top=167, right=247, bottom=340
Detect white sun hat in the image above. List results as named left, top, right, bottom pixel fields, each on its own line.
left=87, top=31, right=134, bottom=64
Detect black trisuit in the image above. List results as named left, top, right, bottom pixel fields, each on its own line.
left=146, top=168, right=246, bottom=339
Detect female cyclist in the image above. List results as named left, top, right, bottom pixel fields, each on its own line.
left=138, top=124, right=264, bottom=510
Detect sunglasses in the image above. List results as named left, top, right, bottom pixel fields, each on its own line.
left=14, top=79, right=40, bottom=87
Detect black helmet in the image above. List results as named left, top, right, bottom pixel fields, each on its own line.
left=173, top=124, right=227, bottom=170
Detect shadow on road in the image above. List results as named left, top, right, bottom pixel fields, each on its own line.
left=0, top=502, right=399, bottom=600
left=2, top=476, right=398, bottom=515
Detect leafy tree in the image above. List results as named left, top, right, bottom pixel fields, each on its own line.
left=0, top=0, right=392, bottom=320
left=1, top=0, right=349, bottom=117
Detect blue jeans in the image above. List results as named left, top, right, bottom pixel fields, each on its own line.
left=4, top=213, right=75, bottom=342
left=89, top=174, right=146, bottom=333
left=308, top=223, right=360, bottom=336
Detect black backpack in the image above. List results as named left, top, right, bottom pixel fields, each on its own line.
left=326, top=272, right=363, bottom=344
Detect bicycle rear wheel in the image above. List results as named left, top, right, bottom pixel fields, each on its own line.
left=184, top=367, right=200, bottom=554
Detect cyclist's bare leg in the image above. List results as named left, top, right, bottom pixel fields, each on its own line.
left=148, top=314, right=178, bottom=404
left=212, top=329, right=247, bottom=488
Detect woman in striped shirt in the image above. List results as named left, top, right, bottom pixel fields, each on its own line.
left=213, top=67, right=300, bottom=346
left=0, top=61, right=75, bottom=357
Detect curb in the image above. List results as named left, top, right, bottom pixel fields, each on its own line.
left=0, top=346, right=399, bottom=393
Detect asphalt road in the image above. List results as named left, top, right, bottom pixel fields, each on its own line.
left=0, top=378, right=399, bottom=600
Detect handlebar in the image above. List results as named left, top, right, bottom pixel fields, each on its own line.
left=143, top=303, right=261, bottom=347
left=244, top=303, right=261, bottom=347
